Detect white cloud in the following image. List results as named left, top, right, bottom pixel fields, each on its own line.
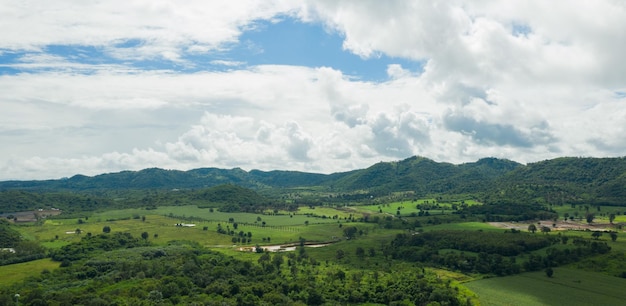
left=0, top=0, right=302, bottom=61
left=1, top=1, right=625, bottom=180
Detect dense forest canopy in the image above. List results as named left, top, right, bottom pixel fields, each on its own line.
left=1, top=156, right=624, bottom=213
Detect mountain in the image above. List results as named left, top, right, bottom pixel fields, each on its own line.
left=0, top=156, right=518, bottom=193
left=329, top=156, right=522, bottom=195
left=0, top=156, right=625, bottom=207
left=485, top=157, right=626, bottom=205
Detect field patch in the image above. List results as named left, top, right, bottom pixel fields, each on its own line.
left=465, top=268, right=626, bottom=306
left=0, top=259, right=59, bottom=286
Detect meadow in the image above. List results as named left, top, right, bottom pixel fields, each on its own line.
left=17, top=209, right=350, bottom=250
left=0, top=258, right=59, bottom=287
left=551, top=204, right=626, bottom=223
left=464, top=267, right=626, bottom=306
left=354, top=198, right=481, bottom=216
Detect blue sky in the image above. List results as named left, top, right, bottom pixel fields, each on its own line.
left=1, top=16, right=424, bottom=81
left=0, top=1, right=625, bottom=180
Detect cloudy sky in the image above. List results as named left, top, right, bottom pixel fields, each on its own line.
left=1, top=1, right=625, bottom=180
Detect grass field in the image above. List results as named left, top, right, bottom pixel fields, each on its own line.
left=551, top=205, right=626, bottom=223
left=0, top=259, right=59, bottom=286
left=423, top=222, right=502, bottom=231
left=18, top=212, right=349, bottom=250
left=91, top=205, right=340, bottom=226
left=464, top=267, right=626, bottom=306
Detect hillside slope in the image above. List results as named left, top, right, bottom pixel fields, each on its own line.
left=0, top=156, right=624, bottom=207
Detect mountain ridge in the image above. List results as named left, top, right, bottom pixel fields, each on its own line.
left=1, top=156, right=625, bottom=207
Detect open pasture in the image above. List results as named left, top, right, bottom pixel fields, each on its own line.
left=293, top=206, right=356, bottom=220
left=355, top=198, right=480, bottom=217
left=0, top=258, right=59, bottom=286
left=423, top=221, right=502, bottom=232
left=464, top=267, right=626, bottom=306
left=92, top=205, right=340, bottom=226
left=551, top=205, right=626, bottom=223
left=18, top=212, right=348, bottom=250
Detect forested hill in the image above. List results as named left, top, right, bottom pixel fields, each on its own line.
left=0, top=167, right=344, bottom=191
left=1, top=157, right=625, bottom=205
left=329, top=156, right=521, bottom=195
left=484, top=157, right=626, bottom=206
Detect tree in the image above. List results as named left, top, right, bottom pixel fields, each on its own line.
left=343, top=226, right=358, bottom=239
left=586, top=213, right=595, bottom=224
left=591, top=231, right=602, bottom=240
left=609, top=213, right=616, bottom=224
left=148, top=290, right=163, bottom=304
left=355, top=247, right=365, bottom=258
left=335, top=270, right=346, bottom=282
left=336, top=249, right=345, bottom=260
left=610, top=232, right=618, bottom=242
left=528, top=224, right=537, bottom=233
left=541, top=226, right=551, bottom=234
left=545, top=267, right=554, bottom=278
left=141, top=231, right=149, bottom=240
left=258, top=252, right=271, bottom=265
left=102, top=226, right=111, bottom=233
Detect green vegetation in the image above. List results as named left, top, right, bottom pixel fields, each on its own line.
left=0, top=238, right=466, bottom=305
left=465, top=268, right=626, bottom=306
left=1, top=156, right=626, bottom=305
left=0, top=259, right=59, bottom=287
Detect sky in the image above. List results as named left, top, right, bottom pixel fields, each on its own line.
left=1, top=1, right=625, bottom=180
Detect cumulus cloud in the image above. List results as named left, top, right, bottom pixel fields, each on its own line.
left=0, top=0, right=301, bottom=61
left=1, top=1, right=625, bottom=179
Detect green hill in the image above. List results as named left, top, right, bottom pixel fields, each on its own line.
left=1, top=156, right=625, bottom=209
left=485, top=157, right=626, bottom=205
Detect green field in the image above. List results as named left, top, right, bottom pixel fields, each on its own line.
left=92, top=205, right=341, bottom=226
left=465, top=268, right=626, bottom=306
left=423, top=221, right=502, bottom=231
left=551, top=205, right=626, bottom=223
left=0, top=259, right=59, bottom=286
left=354, top=198, right=481, bottom=217
left=18, top=211, right=349, bottom=250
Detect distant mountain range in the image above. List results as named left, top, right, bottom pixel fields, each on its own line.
left=1, top=156, right=625, bottom=205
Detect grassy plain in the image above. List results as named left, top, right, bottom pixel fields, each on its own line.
left=18, top=211, right=349, bottom=250
left=551, top=205, right=626, bottom=223
left=353, top=198, right=482, bottom=217
left=92, top=205, right=341, bottom=226
left=465, top=268, right=626, bottom=306
left=0, top=258, right=59, bottom=286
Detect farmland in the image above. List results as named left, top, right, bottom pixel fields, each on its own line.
left=465, top=268, right=626, bottom=306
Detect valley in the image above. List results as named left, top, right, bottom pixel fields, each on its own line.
left=1, top=156, right=626, bottom=305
